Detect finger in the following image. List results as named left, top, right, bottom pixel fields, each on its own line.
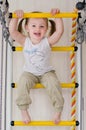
left=14, top=10, right=24, bottom=18
left=56, top=8, right=60, bottom=13
left=51, top=8, right=60, bottom=15
left=51, top=9, right=56, bottom=15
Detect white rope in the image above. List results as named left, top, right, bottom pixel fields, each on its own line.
left=0, top=0, right=13, bottom=47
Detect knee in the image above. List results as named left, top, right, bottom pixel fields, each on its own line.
left=17, top=73, right=34, bottom=90
left=43, top=71, right=59, bottom=84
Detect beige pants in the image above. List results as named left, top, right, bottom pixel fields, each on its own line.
left=16, top=70, right=64, bottom=113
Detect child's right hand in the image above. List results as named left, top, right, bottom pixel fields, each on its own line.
left=14, top=10, right=24, bottom=18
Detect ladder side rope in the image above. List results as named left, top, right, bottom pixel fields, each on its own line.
left=0, top=0, right=13, bottom=47
left=0, top=1, right=9, bottom=126
left=70, top=11, right=77, bottom=130
left=0, top=1, right=13, bottom=130
left=0, top=27, right=4, bottom=130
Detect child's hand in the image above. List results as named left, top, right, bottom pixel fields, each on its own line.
left=14, top=10, right=24, bottom=18
left=51, top=8, right=60, bottom=15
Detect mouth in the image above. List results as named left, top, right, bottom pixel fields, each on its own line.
left=34, top=32, right=41, bottom=37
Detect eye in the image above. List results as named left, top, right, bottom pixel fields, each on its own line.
left=40, top=25, right=44, bottom=28
left=32, top=25, right=36, bottom=27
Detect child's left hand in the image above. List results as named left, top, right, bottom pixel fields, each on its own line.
left=51, top=8, right=60, bottom=15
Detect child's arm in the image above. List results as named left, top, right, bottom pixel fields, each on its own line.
left=9, top=10, right=26, bottom=46
left=48, top=9, right=64, bottom=46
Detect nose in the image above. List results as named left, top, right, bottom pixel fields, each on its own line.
left=35, top=26, right=40, bottom=31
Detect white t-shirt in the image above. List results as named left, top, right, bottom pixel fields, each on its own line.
left=23, top=37, right=53, bottom=75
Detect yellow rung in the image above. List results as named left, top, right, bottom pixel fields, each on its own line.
left=52, top=47, right=75, bottom=51
left=35, top=83, right=77, bottom=88
left=61, top=83, right=77, bottom=88
left=12, top=83, right=78, bottom=88
left=10, top=12, right=78, bottom=18
left=11, top=120, right=78, bottom=126
left=12, top=46, right=76, bottom=52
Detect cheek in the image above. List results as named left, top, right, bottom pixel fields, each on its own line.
left=44, top=28, right=48, bottom=34
left=45, top=26, right=48, bottom=32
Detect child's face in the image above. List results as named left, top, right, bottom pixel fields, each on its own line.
left=26, top=18, right=48, bottom=44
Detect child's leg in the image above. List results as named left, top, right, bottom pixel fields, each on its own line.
left=16, top=72, right=39, bottom=123
left=53, top=112, right=61, bottom=124
left=41, top=70, right=64, bottom=124
left=21, top=110, right=31, bottom=124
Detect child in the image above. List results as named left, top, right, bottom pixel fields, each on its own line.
left=9, top=8, right=64, bottom=124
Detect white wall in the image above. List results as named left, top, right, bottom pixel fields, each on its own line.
left=0, top=0, right=86, bottom=130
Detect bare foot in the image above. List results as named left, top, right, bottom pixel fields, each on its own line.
left=53, top=112, right=61, bottom=124
left=21, top=110, right=31, bottom=124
